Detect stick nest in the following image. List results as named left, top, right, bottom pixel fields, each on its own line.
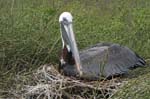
left=4, top=64, right=127, bottom=99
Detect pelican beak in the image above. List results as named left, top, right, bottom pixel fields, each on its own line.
left=60, top=22, right=83, bottom=76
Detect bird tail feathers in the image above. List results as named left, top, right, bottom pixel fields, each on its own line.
left=135, top=53, right=146, bottom=67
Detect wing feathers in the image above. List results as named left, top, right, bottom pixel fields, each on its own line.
left=80, top=43, right=146, bottom=78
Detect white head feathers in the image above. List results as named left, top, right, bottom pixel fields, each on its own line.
left=59, top=12, right=73, bottom=23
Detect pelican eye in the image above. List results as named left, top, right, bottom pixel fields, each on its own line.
left=63, top=18, right=72, bottom=25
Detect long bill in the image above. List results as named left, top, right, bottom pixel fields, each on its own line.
left=61, top=22, right=83, bottom=76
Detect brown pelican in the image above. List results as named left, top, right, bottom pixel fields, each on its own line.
left=59, top=12, right=146, bottom=80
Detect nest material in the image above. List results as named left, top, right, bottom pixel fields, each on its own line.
left=18, top=64, right=127, bottom=99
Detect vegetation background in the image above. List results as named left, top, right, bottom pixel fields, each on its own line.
left=0, top=0, right=150, bottom=98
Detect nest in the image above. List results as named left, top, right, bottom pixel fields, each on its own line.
left=10, top=64, right=127, bottom=99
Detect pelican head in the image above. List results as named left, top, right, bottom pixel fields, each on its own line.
left=59, top=12, right=82, bottom=76
left=59, top=12, right=73, bottom=23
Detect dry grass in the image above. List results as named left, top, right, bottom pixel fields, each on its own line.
left=1, top=64, right=128, bottom=99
